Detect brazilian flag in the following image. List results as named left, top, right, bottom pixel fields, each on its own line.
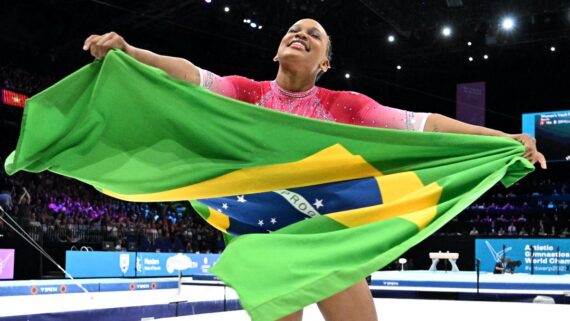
left=4, top=50, right=533, bottom=321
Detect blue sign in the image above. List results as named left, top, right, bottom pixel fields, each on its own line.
left=475, top=239, right=570, bottom=274
left=135, top=252, right=220, bottom=277
left=66, top=251, right=220, bottom=278
left=66, top=251, right=136, bottom=277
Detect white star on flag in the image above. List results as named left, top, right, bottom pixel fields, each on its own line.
left=237, top=195, right=247, bottom=203
left=217, top=208, right=223, bottom=213
left=222, top=203, right=229, bottom=209
left=258, top=220, right=264, bottom=226
left=270, top=218, right=277, bottom=224
left=313, top=199, right=324, bottom=209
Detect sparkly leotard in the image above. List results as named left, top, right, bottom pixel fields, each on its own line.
left=198, top=68, right=430, bottom=131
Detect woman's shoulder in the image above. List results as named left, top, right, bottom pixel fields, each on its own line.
left=316, top=86, right=378, bottom=107
left=223, top=75, right=270, bottom=91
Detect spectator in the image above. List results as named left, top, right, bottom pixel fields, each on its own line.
left=0, top=178, right=13, bottom=210
left=469, top=226, right=479, bottom=236
left=497, top=227, right=506, bottom=236
left=507, top=222, right=517, bottom=235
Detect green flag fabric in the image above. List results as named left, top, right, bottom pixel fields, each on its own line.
left=5, top=50, right=533, bottom=320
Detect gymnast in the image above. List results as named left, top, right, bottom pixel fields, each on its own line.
left=83, top=18, right=545, bottom=321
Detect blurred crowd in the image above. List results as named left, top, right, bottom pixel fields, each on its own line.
left=0, top=160, right=224, bottom=253
left=441, top=177, right=569, bottom=237
left=0, top=65, right=55, bottom=95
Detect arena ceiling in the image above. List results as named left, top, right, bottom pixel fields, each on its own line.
left=1, top=0, right=569, bottom=131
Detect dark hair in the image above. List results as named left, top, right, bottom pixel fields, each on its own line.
left=316, top=35, right=332, bottom=82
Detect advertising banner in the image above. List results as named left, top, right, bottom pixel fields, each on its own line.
left=475, top=238, right=570, bottom=274
left=66, top=251, right=136, bottom=277
left=66, top=251, right=220, bottom=278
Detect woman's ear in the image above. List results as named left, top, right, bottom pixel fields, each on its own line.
left=320, top=59, right=330, bottom=72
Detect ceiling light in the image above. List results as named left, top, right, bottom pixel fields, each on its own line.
left=501, top=17, right=515, bottom=31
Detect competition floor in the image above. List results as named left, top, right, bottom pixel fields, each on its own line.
left=166, top=298, right=570, bottom=321
left=0, top=279, right=241, bottom=321
left=370, top=270, right=570, bottom=295
left=1, top=271, right=569, bottom=320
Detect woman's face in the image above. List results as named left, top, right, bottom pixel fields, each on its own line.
left=276, top=19, right=330, bottom=77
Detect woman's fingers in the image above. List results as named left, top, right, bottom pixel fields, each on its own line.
left=94, top=33, right=113, bottom=59
left=83, top=32, right=125, bottom=59
left=522, top=151, right=531, bottom=160
left=83, top=34, right=98, bottom=50
left=536, top=151, right=547, bottom=169
left=511, top=133, right=547, bottom=169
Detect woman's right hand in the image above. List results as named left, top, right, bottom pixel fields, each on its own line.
left=82, top=32, right=201, bottom=84
left=83, top=32, right=129, bottom=60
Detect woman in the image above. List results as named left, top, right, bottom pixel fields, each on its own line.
left=84, top=18, right=545, bottom=321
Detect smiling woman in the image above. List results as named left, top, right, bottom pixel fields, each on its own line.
left=82, top=17, right=545, bottom=321
left=274, top=19, right=331, bottom=90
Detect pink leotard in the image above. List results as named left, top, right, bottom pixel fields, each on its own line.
left=198, top=68, right=429, bottom=131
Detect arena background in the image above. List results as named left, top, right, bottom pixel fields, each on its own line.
left=0, top=1, right=569, bottom=319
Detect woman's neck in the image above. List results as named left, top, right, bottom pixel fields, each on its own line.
left=275, top=65, right=315, bottom=92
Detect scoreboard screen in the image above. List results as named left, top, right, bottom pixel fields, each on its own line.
left=522, top=110, right=570, bottom=163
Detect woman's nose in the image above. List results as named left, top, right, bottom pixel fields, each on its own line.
left=294, top=32, right=308, bottom=40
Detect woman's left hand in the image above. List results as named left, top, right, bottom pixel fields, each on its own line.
left=507, top=133, right=547, bottom=169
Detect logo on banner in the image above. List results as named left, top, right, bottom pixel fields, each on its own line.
left=485, top=241, right=512, bottom=262
left=166, top=253, right=197, bottom=274
left=119, top=254, right=130, bottom=274
left=201, top=257, right=211, bottom=273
